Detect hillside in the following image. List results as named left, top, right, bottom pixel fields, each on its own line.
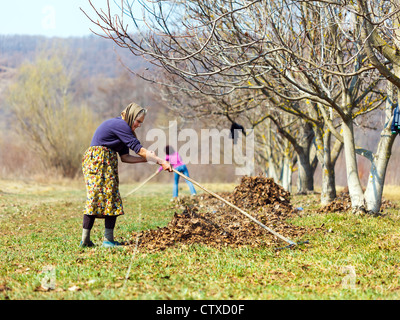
left=0, top=34, right=149, bottom=77
left=0, top=34, right=152, bottom=112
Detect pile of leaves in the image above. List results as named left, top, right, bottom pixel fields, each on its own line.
left=317, top=191, right=396, bottom=213
left=316, top=192, right=352, bottom=213
left=130, top=176, right=310, bottom=251
left=232, top=176, right=292, bottom=211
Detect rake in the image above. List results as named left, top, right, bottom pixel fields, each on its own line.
left=124, top=169, right=160, bottom=198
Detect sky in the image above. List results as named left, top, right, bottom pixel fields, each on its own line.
left=0, top=0, right=136, bottom=38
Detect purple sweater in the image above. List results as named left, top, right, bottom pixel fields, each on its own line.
left=90, top=117, right=143, bottom=156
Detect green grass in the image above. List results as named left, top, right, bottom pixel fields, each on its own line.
left=1, top=180, right=400, bottom=300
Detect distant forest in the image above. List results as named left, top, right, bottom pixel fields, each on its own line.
left=0, top=34, right=148, bottom=78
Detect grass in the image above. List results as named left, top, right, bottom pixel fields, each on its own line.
left=1, top=179, right=400, bottom=300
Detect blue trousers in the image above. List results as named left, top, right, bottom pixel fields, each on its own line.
left=173, top=164, right=197, bottom=197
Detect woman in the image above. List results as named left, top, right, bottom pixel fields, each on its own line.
left=80, top=102, right=172, bottom=248
left=159, top=145, right=196, bottom=200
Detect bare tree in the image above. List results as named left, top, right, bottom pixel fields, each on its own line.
left=290, top=0, right=398, bottom=212
left=83, top=0, right=394, bottom=213
left=6, top=49, right=99, bottom=178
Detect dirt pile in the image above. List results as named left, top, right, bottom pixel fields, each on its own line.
left=130, top=176, right=309, bottom=251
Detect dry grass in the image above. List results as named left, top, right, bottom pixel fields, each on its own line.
left=383, top=185, right=400, bottom=201
left=0, top=178, right=83, bottom=195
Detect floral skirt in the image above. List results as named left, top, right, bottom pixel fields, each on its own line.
left=82, top=146, right=124, bottom=217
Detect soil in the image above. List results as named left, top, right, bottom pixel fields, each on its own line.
left=130, top=176, right=312, bottom=252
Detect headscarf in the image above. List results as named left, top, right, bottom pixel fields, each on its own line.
left=121, top=102, right=146, bottom=137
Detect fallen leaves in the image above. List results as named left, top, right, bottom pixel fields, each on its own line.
left=0, top=283, right=11, bottom=293
left=317, top=191, right=396, bottom=214
left=130, top=175, right=310, bottom=252
left=34, top=285, right=65, bottom=292
left=317, top=192, right=352, bottom=213
left=233, top=176, right=292, bottom=210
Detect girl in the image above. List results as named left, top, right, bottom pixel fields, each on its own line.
left=159, top=145, right=197, bottom=200
left=80, top=102, right=172, bottom=247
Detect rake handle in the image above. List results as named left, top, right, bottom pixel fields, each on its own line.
left=172, top=168, right=296, bottom=246
left=124, top=169, right=160, bottom=198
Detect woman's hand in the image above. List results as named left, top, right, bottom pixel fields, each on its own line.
left=161, top=161, right=173, bottom=172
left=139, top=148, right=172, bottom=172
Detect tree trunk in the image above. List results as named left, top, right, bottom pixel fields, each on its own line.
left=364, top=129, right=396, bottom=213
left=293, top=122, right=315, bottom=194
left=264, top=119, right=281, bottom=182
left=321, top=130, right=337, bottom=205
left=364, top=81, right=397, bottom=214
left=296, top=152, right=314, bottom=194
left=281, top=139, right=292, bottom=192
left=341, top=117, right=365, bottom=211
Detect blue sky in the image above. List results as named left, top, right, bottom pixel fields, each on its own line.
left=0, top=0, right=136, bottom=38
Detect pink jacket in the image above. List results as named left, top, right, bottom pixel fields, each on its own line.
left=158, top=152, right=184, bottom=171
